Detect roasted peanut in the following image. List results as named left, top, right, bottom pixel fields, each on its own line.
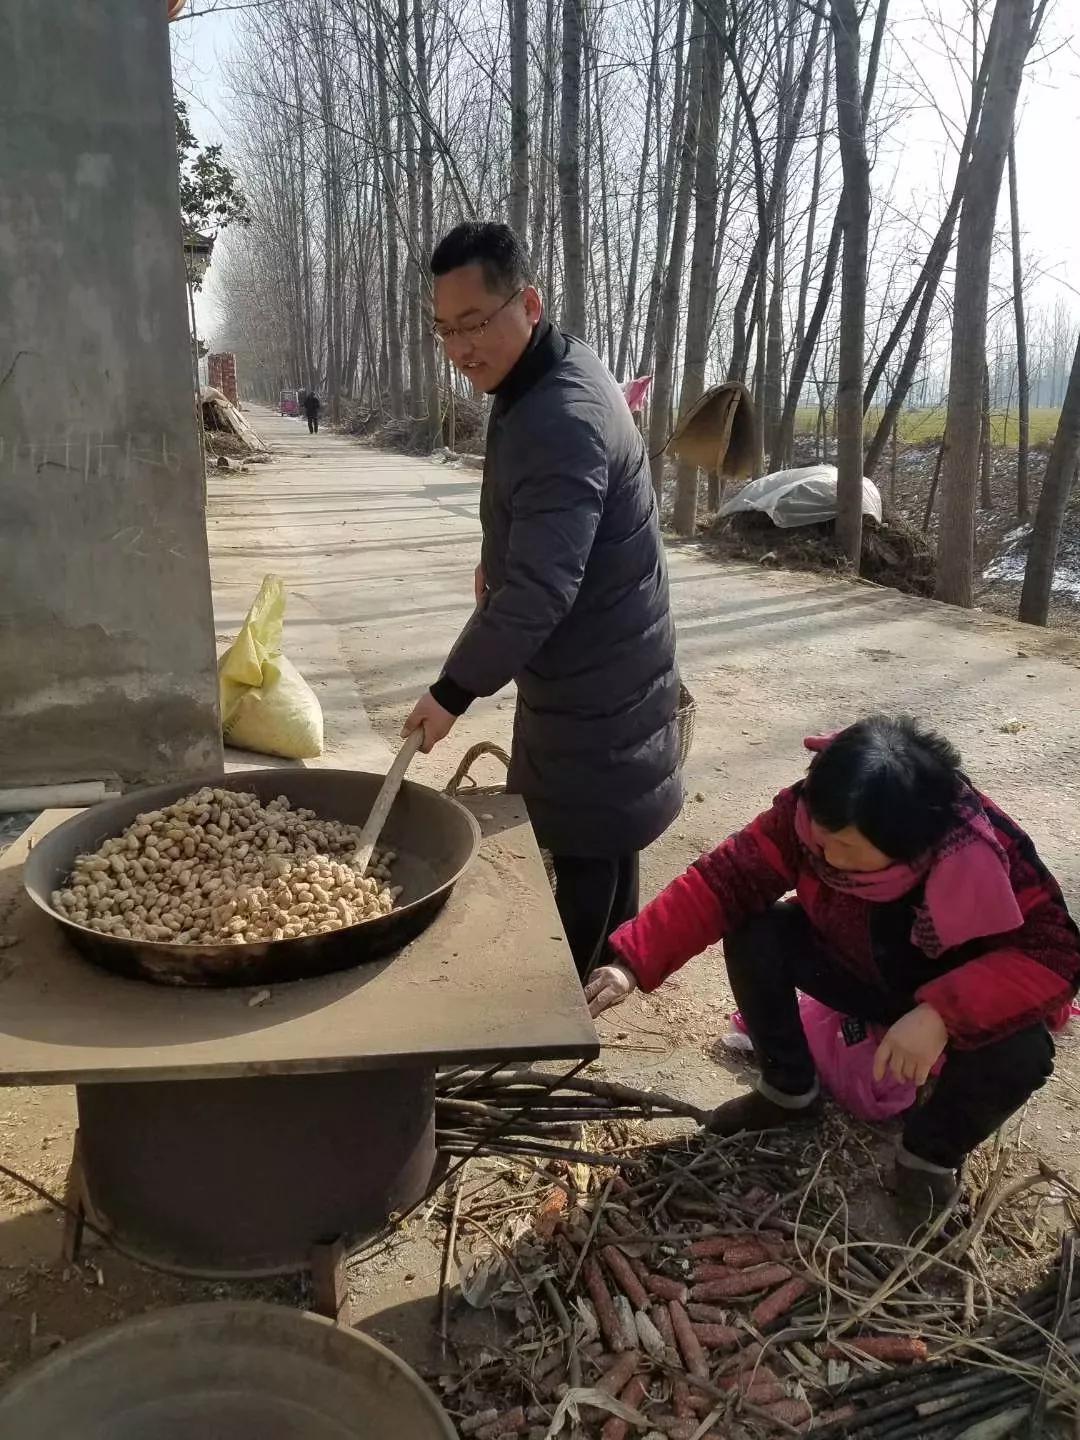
left=53, top=788, right=398, bottom=947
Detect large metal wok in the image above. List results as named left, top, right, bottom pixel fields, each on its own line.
left=23, top=768, right=480, bottom=988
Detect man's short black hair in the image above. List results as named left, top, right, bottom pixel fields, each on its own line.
left=802, top=715, right=963, bottom=862
left=430, top=221, right=532, bottom=295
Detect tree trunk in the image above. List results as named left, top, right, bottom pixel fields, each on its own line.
left=581, top=14, right=593, bottom=323
left=312, top=17, right=345, bottom=420
left=414, top=0, right=440, bottom=446
left=558, top=0, right=587, bottom=336
left=863, top=1, right=1002, bottom=474
left=831, top=0, right=870, bottom=566
left=509, top=0, right=530, bottom=242
left=615, top=0, right=661, bottom=381
left=763, top=0, right=798, bottom=463
left=751, top=265, right=767, bottom=468
left=531, top=0, right=556, bottom=279
left=398, top=0, right=423, bottom=414
left=763, top=214, right=786, bottom=467
left=641, top=0, right=689, bottom=375
left=592, top=53, right=616, bottom=367
left=292, top=39, right=317, bottom=391
left=706, top=87, right=740, bottom=511
left=724, top=4, right=824, bottom=387
left=979, top=363, right=993, bottom=509
left=923, top=434, right=947, bottom=532
left=374, top=166, right=389, bottom=399
left=709, top=90, right=739, bottom=308
left=774, top=0, right=887, bottom=468
left=1019, top=330, right=1080, bottom=624
left=1008, top=135, right=1030, bottom=516
left=673, top=18, right=722, bottom=537
left=937, top=0, right=1034, bottom=607
left=375, top=24, right=406, bottom=417
left=647, top=14, right=704, bottom=503
left=793, top=26, right=831, bottom=365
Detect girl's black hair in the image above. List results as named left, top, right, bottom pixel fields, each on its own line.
left=803, top=716, right=963, bottom=862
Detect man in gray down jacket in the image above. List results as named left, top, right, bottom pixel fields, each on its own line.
left=404, top=222, right=682, bottom=978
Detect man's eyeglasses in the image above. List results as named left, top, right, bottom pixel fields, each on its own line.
left=432, top=288, right=523, bottom=345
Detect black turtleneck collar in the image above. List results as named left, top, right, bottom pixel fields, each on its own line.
left=492, top=318, right=568, bottom=415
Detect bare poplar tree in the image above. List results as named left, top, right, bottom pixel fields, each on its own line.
left=979, top=364, right=993, bottom=510
left=531, top=0, right=556, bottom=277
left=615, top=0, right=662, bottom=380
left=396, top=0, right=423, bottom=412
left=648, top=11, right=703, bottom=500
left=792, top=27, right=831, bottom=370
left=509, top=0, right=530, bottom=242
left=558, top=0, right=587, bottom=336
left=831, top=0, right=871, bottom=565
left=862, top=3, right=1002, bottom=475
left=375, top=19, right=406, bottom=416
left=774, top=0, right=888, bottom=469
left=937, top=0, right=1034, bottom=607
left=1007, top=135, right=1030, bottom=516
left=640, top=0, right=690, bottom=375
left=673, top=16, right=723, bottom=536
left=414, top=0, right=440, bottom=445
left=1019, top=331, right=1080, bottom=624
left=209, top=0, right=1075, bottom=532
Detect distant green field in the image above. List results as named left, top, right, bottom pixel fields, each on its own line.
left=793, top=406, right=1061, bottom=448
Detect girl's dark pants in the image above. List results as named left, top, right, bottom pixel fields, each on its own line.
left=552, top=853, right=639, bottom=980
left=726, top=902, right=1054, bottom=1168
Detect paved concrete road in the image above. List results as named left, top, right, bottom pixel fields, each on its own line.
left=211, top=407, right=1080, bottom=886
left=4, top=402, right=1080, bottom=1373
left=208, top=408, right=1080, bottom=1169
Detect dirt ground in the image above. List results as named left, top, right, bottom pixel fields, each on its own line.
left=3, top=407, right=1080, bottom=1390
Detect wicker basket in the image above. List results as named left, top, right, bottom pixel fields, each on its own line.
left=445, top=686, right=696, bottom=805
left=447, top=682, right=695, bottom=897
left=676, top=682, right=696, bottom=768
left=444, top=743, right=558, bottom=887
left=444, top=742, right=512, bottom=800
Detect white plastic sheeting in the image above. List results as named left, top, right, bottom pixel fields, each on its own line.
left=717, top=464, right=883, bottom=529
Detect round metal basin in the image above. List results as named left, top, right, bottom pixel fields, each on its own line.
left=22, top=768, right=480, bottom=987
left=0, top=1303, right=457, bottom=1440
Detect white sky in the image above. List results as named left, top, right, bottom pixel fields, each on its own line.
left=170, top=0, right=1080, bottom=348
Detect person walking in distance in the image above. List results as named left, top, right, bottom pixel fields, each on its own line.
left=402, top=221, right=682, bottom=979
left=302, top=389, right=321, bottom=434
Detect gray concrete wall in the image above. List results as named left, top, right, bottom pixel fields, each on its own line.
left=0, top=1, right=222, bottom=786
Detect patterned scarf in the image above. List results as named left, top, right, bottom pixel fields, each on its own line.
left=795, top=739, right=1023, bottom=958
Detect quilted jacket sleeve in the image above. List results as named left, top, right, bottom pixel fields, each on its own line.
left=609, top=787, right=802, bottom=991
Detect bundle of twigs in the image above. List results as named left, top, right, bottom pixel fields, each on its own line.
left=435, top=1067, right=709, bottom=1167
left=814, top=1234, right=1080, bottom=1438
left=433, top=1074, right=1080, bottom=1437
left=436, top=1129, right=977, bottom=1437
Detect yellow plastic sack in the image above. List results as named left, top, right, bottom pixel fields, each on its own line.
left=218, top=574, right=324, bottom=759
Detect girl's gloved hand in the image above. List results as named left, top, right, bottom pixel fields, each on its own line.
left=584, top=963, right=638, bottom=1018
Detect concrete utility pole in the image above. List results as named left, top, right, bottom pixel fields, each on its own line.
left=0, top=0, right=222, bottom=787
